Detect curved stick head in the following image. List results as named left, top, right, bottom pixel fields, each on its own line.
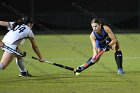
left=21, top=52, right=26, bottom=57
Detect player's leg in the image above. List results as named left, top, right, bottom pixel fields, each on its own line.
left=15, top=48, right=32, bottom=77
left=0, top=42, right=16, bottom=70
left=74, top=49, right=101, bottom=75
left=0, top=52, right=15, bottom=70
left=16, top=56, right=32, bottom=77
left=112, top=41, right=124, bottom=74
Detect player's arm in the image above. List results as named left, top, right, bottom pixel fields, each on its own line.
left=90, top=33, right=98, bottom=56
left=29, top=37, right=44, bottom=62
left=0, top=21, right=9, bottom=27
left=104, top=25, right=117, bottom=46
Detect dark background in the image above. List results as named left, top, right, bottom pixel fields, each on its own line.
left=0, top=0, right=139, bottom=34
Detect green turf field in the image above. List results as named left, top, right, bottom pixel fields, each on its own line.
left=0, top=34, right=140, bottom=93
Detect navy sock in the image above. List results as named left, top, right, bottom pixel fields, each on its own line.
left=79, top=57, right=95, bottom=72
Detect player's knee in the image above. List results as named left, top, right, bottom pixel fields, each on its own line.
left=114, top=42, right=120, bottom=51
left=2, top=66, right=6, bottom=70
left=0, top=63, right=6, bottom=70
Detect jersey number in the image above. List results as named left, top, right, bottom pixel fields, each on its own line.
left=13, top=26, right=26, bottom=33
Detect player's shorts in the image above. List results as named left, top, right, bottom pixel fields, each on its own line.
left=1, top=43, right=17, bottom=54
left=96, top=37, right=112, bottom=50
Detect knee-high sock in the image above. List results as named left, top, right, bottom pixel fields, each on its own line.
left=114, top=51, right=123, bottom=69
left=83, top=57, right=95, bottom=68
left=16, top=58, right=27, bottom=72
left=78, top=57, right=95, bottom=72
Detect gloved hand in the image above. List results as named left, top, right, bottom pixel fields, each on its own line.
left=105, top=38, right=111, bottom=44
left=104, top=45, right=110, bottom=51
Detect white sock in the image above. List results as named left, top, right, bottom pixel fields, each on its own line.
left=16, top=58, right=27, bottom=72
left=0, top=63, right=3, bottom=70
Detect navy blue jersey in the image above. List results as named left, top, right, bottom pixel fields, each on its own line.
left=92, top=26, right=111, bottom=49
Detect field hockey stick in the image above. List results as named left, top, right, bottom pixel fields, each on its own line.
left=2, top=45, right=26, bottom=57
left=91, top=48, right=106, bottom=61
left=74, top=48, right=106, bottom=75
left=32, top=56, right=74, bottom=71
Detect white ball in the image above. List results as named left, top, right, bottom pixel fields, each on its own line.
left=75, top=72, right=80, bottom=76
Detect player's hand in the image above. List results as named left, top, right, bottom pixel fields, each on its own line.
left=104, top=45, right=110, bottom=51
left=105, top=37, right=111, bottom=44
left=91, top=55, right=100, bottom=62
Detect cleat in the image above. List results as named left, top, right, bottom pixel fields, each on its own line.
left=118, top=68, right=125, bottom=74
left=19, top=71, right=32, bottom=77
left=74, top=67, right=82, bottom=75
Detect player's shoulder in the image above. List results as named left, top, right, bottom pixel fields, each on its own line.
left=103, top=25, right=110, bottom=29
left=103, top=25, right=112, bottom=33
left=90, top=31, right=96, bottom=39
left=90, top=31, right=94, bottom=36
left=7, top=22, right=15, bottom=30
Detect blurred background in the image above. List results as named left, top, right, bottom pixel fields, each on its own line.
left=0, top=0, right=139, bottom=34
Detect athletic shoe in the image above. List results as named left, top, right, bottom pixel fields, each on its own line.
left=74, top=69, right=80, bottom=76
left=19, top=71, right=32, bottom=77
left=74, top=67, right=82, bottom=75
left=118, top=68, right=125, bottom=74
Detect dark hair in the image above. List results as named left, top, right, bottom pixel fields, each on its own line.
left=91, top=18, right=102, bottom=25
left=23, top=16, right=34, bottom=25
left=12, top=16, right=34, bottom=30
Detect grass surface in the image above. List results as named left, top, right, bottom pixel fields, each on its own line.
left=0, top=34, right=140, bottom=93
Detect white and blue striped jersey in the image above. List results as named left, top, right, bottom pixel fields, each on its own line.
left=2, top=22, right=34, bottom=45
